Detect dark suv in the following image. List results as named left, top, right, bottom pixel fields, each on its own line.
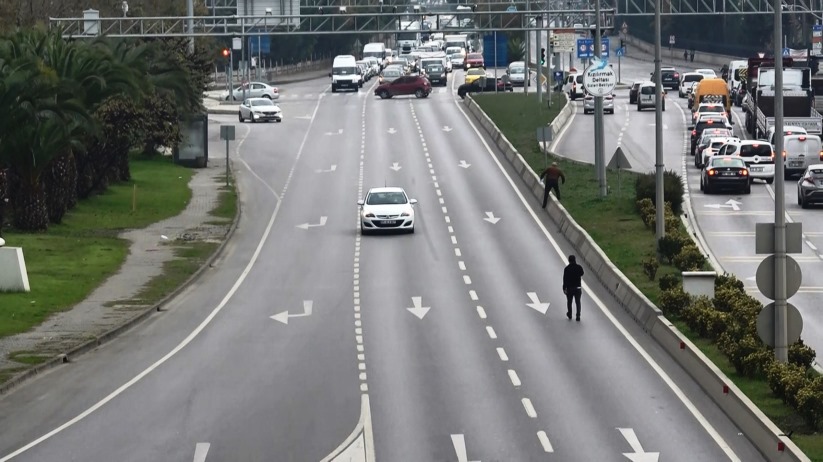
left=690, top=116, right=731, bottom=155
left=374, top=75, right=432, bottom=99
left=650, top=67, right=680, bottom=91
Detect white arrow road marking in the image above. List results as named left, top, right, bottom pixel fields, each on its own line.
left=526, top=292, right=551, bottom=314
left=450, top=434, right=480, bottom=462
left=315, top=165, right=337, bottom=173
left=387, top=127, right=397, bottom=134
left=443, top=125, right=454, bottom=132
left=458, top=160, right=471, bottom=168
left=389, top=162, right=402, bottom=171
left=296, top=216, right=328, bottom=230
left=704, top=199, right=742, bottom=211
left=483, top=212, right=501, bottom=224
left=270, top=300, right=314, bottom=325
left=406, top=296, right=431, bottom=319
left=193, top=443, right=210, bottom=462
left=324, top=129, right=344, bottom=136
left=617, top=428, right=660, bottom=462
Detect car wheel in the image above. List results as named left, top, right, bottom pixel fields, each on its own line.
left=798, top=192, right=803, bottom=206
left=408, top=226, right=415, bottom=234
left=699, top=177, right=704, bottom=191
left=637, top=104, right=642, bottom=111
left=744, top=184, right=751, bottom=194
left=276, top=118, right=282, bottom=123
left=379, top=90, right=390, bottom=99
left=238, top=112, right=244, bottom=122
left=415, top=89, right=425, bottom=98
left=662, top=103, right=666, bottom=111
left=801, top=194, right=809, bottom=209
left=766, top=177, right=774, bottom=185
left=360, top=225, right=370, bottom=235
left=679, top=91, right=683, bottom=98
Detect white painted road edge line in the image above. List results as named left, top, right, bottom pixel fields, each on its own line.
left=0, top=85, right=329, bottom=462
left=454, top=95, right=741, bottom=461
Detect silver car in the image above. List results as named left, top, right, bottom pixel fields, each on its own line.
left=226, top=81, right=280, bottom=101
left=583, top=93, right=615, bottom=114
left=238, top=98, right=282, bottom=123
left=797, top=164, right=823, bottom=208
left=507, top=61, right=527, bottom=87
left=358, top=187, right=418, bottom=234
left=449, top=53, right=465, bottom=68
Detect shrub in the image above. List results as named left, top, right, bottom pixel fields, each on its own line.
left=790, top=340, right=817, bottom=370
left=796, top=378, right=823, bottom=428
left=673, top=245, right=706, bottom=271
left=682, top=297, right=728, bottom=340
left=634, top=170, right=684, bottom=214
left=659, top=287, right=691, bottom=318
left=642, top=256, right=659, bottom=280
left=713, top=287, right=747, bottom=313
left=658, top=233, right=688, bottom=264
left=766, top=361, right=810, bottom=407
left=636, top=197, right=654, bottom=215
left=719, top=333, right=771, bottom=377
left=658, top=273, right=680, bottom=292
left=715, top=273, right=745, bottom=292
left=665, top=215, right=681, bottom=234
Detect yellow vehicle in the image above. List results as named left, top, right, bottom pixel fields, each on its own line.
left=690, top=78, right=731, bottom=114
left=464, top=68, right=486, bottom=85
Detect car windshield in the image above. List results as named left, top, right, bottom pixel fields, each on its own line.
left=251, top=100, right=274, bottom=106
left=711, top=157, right=745, bottom=168
left=510, top=66, right=525, bottom=74
left=334, top=66, right=357, bottom=75
left=367, top=192, right=407, bottom=205
left=426, top=65, right=444, bottom=72
left=739, top=144, right=772, bottom=157
left=810, top=168, right=823, bottom=176
left=467, top=69, right=485, bottom=76
left=709, top=141, right=727, bottom=149
left=698, top=105, right=723, bottom=114
left=384, top=70, right=401, bottom=77
left=468, top=54, right=482, bottom=59
left=683, top=74, right=703, bottom=83
left=640, top=86, right=655, bottom=94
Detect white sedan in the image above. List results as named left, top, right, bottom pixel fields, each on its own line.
left=226, top=81, right=279, bottom=101
left=239, top=98, right=282, bottom=123
left=358, top=187, right=417, bottom=234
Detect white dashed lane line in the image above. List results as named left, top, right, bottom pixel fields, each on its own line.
left=354, top=94, right=369, bottom=394
left=408, top=100, right=554, bottom=454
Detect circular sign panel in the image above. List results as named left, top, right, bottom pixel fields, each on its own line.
left=583, top=63, right=616, bottom=97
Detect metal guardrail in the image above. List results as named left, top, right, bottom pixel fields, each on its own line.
left=211, top=59, right=331, bottom=86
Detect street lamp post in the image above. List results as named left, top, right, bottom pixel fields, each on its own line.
left=121, top=0, right=128, bottom=17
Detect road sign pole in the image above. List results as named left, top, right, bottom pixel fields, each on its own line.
left=654, top=0, right=666, bottom=250
left=618, top=53, right=621, bottom=83
left=537, top=20, right=543, bottom=103
left=773, top=0, right=789, bottom=363
left=547, top=29, right=552, bottom=109
left=594, top=0, right=606, bottom=197
left=525, top=0, right=530, bottom=96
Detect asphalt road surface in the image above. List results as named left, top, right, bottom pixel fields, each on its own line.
left=0, top=68, right=766, bottom=461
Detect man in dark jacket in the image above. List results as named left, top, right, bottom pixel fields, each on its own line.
left=563, top=255, right=585, bottom=321
left=539, top=162, right=566, bottom=207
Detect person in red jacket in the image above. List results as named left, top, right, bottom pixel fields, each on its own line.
left=539, top=162, right=566, bottom=207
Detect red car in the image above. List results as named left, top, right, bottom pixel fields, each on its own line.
left=374, top=75, right=432, bottom=99
left=464, top=53, right=484, bottom=70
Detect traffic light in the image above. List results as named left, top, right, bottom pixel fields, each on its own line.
left=620, top=39, right=625, bottom=48
left=221, top=48, right=230, bottom=58
left=540, top=48, right=546, bottom=65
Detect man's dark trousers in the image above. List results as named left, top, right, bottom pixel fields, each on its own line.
left=566, top=287, right=582, bottom=319
left=542, top=180, right=560, bottom=207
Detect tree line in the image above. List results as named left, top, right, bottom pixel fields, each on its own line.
left=0, top=27, right=211, bottom=233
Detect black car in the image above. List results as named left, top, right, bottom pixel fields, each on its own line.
left=424, top=63, right=447, bottom=86
left=650, top=68, right=680, bottom=91
left=700, top=155, right=751, bottom=194
left=457, top=76, right=514, bottom=98
left=690, top=116, right=731, bottom=155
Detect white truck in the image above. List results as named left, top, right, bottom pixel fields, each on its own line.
left=397, top=21, right=421, bottom=55
left=747, top=67, right=823, bottom=139
left=444, top=34, right=469, bottom=53
left=362, top=42, right=387, bottom=66
left=330, top=55, right=361, bottom=93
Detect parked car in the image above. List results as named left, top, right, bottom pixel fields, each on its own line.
left=374, top=75, right=432, bottom=99
left=797, top=164, right=823, bottom=208
left=583, top=93, right=615, bottom=114
left=700, top=155, right=751, bottom=194
left=238, top=98, right=282, bottom=123
left=226, top=81, right=279, bottom=101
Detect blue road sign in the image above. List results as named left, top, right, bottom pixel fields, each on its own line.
left=553, top=70, right=563, bottom=82
left=505, top=5, right=517, bottom=12
left=576, top=38, right=610, bottom=59
left=783, top=47, right=791, bottom=57
left=616, top=47, right=625, bottom=57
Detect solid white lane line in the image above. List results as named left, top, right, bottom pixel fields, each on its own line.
left=454, top=89, right=740, bottom=461
left=521, top=398, right=537, bottom=418
left=497, top=347, right=509, bottom=361
left=193, top=442, right=210, bottom=462
left=508, top=369, right=522, bottom=387
left=537, top=431, right=554, bottom=453
left=486, top=326, right=497, bottom=339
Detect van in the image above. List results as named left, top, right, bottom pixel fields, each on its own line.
left=767, top=125, right=807, bottom=146
left=330, top=55, right=361, bottom=93
left=363, top=43, right=387, bottom=66
left=784, top=134, right=823, bottom=178
left=691, top=78, right=731, bottom=114
left=563, top=73, right=584, bottom=100
left=727, top=60, right=747, bottom=92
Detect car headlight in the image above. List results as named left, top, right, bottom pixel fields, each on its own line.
left=401, top=212, right=410, bottom=217
left=364, top=213, right=375, bottom=218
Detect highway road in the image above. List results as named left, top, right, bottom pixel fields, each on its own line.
left=0, top=66, right=766, bottom=461
left=554, top=45, right=823, bottom=361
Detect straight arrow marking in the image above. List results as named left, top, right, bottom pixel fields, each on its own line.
left=726, top=199, right=741, bottom=211
left=270, top=300, right=313, bottom=325
left=390, top=162, right=402, bottom=171
left=458, top=160, right=471, bottom=168
left=193, top=443, right=210, bottom=462
left=483, top=212, right=501, bottom=224
left=617, top=428, right=660, bottom=462
left=387, top=127, right=397, bottom=134
left=526, top=292, right=551, bottom=314
left=450, top=434, right=480, bottom=462
left=443, top=126, right=454, bottom=132
left=406, top=296, right=431, bottom=319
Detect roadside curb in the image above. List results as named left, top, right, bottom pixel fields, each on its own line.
left=0, top=166, right=243, bottom=396
left=462, top=94, right=810, bottom=462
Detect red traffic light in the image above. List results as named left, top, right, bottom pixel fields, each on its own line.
left=221, top=48, right=230, bottom=57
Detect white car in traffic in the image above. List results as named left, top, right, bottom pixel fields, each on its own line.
left=226, top=81, right=280, bottom=101
left=358, top=187, right=417, bottom=234
left=238, top=98, right=283, bottom=123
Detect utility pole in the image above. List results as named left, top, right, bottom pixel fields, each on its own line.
left=525, top=0, right=531, bottom=95
left=536, top=16, right=543, bottom=103
left=773, top=0, right=789, bottom=363
left=654, top=0, right=665, bottom=246
left=187, top=0, right=195, bottom=54
left=594, top=2, right=606, bottom=197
